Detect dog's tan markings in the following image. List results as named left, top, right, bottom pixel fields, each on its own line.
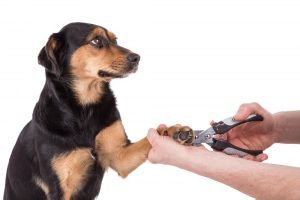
left=72, top=77, right=104, bottom=105
left=95, top=120, right=151, bottom=178
left=70, top=35, right=127, bottom=105
left=86, top=27, right=117, bottom=43
left=107, top=31, right=117, bottom=42
left=34, top=176, right=50, bottom=200
left=86, top=27, right=107, bottom=42
left=51, top=148, right=94, bottom=200
left=70, top=44, right=112, bottom=105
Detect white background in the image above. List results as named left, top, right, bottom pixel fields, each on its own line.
left=1, top=0, right=300, bottom=199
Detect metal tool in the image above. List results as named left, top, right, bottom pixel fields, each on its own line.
left=175, top=114, right=264, bottom=157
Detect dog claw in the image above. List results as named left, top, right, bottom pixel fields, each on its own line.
left=157, top=125, right=195, bottom=145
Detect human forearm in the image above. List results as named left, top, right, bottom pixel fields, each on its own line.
left=172, top=148, right=300, bottom=200
left=273, top=111, right=300, bottom=144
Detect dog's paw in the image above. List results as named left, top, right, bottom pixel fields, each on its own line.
left=157, top=124, right=195, bottom=145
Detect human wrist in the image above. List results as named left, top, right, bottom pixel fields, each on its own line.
left=272, top=111, right=287, bottom=143
left=272, top=110, right=300, bottom=144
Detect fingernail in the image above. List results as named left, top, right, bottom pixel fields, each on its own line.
left=261, top=154, right=268, bottom=160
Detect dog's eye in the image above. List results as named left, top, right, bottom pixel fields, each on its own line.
left=90, top=38, right=104, bottom=48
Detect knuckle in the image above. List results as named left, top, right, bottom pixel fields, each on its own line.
left=251, top=102, right=261, bottom=108
left=239, top=103, right=249, bottom=110
left=239, top=102, right=262, bottom=114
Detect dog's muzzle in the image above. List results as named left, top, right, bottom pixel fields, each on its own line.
left=126, top=53, right=140, bottom=73
left=127, top=53, right=140, bottom=64
left=97, top=53, right=140, bottom=78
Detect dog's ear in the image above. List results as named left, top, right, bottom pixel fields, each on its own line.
left=38, top=33, right=65, bottom=78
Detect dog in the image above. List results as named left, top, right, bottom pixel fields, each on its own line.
left=4, top=22, right=190, bottom=200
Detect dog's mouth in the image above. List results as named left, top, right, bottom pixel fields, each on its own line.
left=98, top=65, right=138, bottom=79
left=98, top=70, right=123, bottom=78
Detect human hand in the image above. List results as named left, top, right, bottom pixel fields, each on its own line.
left=222, top=103, right=277, bottom=161
left=147, top=125, right=207, bottom=165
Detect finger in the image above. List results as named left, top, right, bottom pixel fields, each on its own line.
left=234, top=102, right=262, bottom=121
left=213, top=133, right=228, bottom=140
left=156, top=124, right=167, bottom=130
left=242, top=153, right=268, bottom=162
left=243, top=154, right=256, bottom=161
left=147, top=128, right=160, bottom=145
left=175, top=123, right=182, bottom=127
left=156, top=124, right=167, bottom=134
left=255, top=153, right=268, bottom=162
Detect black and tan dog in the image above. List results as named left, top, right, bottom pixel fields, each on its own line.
left=4, top=22, right=190, bottom=200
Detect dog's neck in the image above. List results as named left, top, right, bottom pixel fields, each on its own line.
left=72, top=78, right=105, bottom=106
left=43, top=73, right=111, bottom=107
left=33, top=74, right=117, bottom=136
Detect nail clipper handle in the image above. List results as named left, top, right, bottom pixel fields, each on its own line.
left=212, top=114, right=263, bottom=134
left=211, top=139, right=263, bottom=157
left=211, top=114, right=264, bottom=157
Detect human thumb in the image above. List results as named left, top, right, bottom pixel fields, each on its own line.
left=147, top=128, right=159, bottom=146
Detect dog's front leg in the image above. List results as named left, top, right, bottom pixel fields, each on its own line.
left=95, top=120, right=151, bottom=178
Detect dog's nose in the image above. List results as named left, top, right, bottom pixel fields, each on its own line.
left=127, top=53, right=140, bottom=63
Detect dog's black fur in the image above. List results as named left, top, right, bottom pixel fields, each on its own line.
left=4, top=22, right=141, bottom=200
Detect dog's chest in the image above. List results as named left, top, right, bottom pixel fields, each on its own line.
left=51, top=148, right=96, bottom=199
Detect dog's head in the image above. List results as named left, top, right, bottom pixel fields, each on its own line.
left=38, top=22, right=140, bottom=105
